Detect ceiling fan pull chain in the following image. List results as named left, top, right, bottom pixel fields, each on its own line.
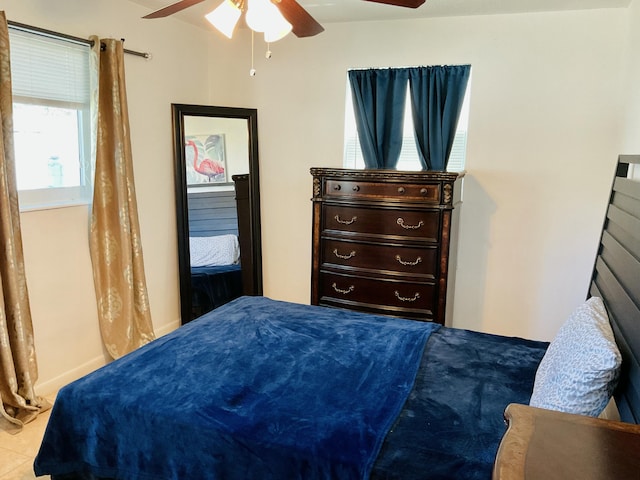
left=249, top=30, right=256, bottom=77
left=266, top=42, right=272, bottom=59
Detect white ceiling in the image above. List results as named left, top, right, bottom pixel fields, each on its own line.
left=129, top=0, right=630, bottom=29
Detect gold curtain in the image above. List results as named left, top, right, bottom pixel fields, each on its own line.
left=0, top=11, right=49, bottom=432
left=89, top=38, right=155, bottom=359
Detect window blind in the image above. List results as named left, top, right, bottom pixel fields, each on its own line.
left=345, top=133, right=467, bottom=172
left=8, top=27, right=90, bottom=106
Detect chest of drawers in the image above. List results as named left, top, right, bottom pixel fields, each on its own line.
left=310, top=168, right=463, bottom=325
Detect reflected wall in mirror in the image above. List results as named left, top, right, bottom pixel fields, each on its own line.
left=173, top=104, right=262, bottom=325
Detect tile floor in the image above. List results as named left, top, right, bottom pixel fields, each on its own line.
left=0, top=395, right=55, bottom=480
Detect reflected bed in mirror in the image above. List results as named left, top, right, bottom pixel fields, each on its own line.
left=172, top=104, right=262, bottom=324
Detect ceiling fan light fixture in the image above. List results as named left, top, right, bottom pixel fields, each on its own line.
left=264, top=20, right=293, bottom=43
left=245, top=0, right=270, bottom=32
left=264, top=19, right=292, bottom=43
left=206, top=0, right=243, bottom=39
left=263, top=8, right=293, bottom=42
left=143, top=0, right=324, bottom=39
left=245, top=0, right=292, bottom=41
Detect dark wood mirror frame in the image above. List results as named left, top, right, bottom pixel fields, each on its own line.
left=172, top=104, right=262, bottom=325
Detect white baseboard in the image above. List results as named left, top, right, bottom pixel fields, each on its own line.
left=36, top=355, right=108, bottom=397
left=155, top=318, right=181, bottom=337
left=36, top=318, right=182, bottom=397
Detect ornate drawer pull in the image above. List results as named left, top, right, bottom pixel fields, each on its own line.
left=395, top=291, right=420, bottom=302
left=395, top=255, right=422, bottom=266
left=333, top=249, right=356, bottom=260
left=332, top=283, right=354, bottom=295
left=335, top=215, right=357, bottom=225
left=397, top=218, right=424, bottom=230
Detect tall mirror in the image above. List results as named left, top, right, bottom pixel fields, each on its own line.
left=173, top=104, right=262, bottom=324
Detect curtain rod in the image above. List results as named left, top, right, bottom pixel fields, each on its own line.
left=7, top=20, right=151, bottom=59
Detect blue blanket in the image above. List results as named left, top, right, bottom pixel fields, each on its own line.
left=371, top=327, right=548, bottom=479
left=190, top=264, right=242, bottom=317
left=35, top=296, right=438, bottom=480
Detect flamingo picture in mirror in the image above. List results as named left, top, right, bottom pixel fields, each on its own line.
left=185, top=134, right=227, bottom=185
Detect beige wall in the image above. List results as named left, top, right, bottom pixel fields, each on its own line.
left=3, top=0, right=637, bottom=393
left=234, top=9, right=628, bottom=341
left=624, top=0, right=640, bottom=154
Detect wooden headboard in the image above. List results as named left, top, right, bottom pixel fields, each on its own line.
left=187, top=190, right=238, bottom=238
left=590, top=154, right=640, bottom=424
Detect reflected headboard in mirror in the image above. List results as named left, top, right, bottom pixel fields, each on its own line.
left=172, top=104, right=262, bottom=325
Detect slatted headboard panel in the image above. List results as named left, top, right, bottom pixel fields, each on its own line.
left=187, top=190, right=238, bottom=237
left=590, top=155, right=640, bottom=424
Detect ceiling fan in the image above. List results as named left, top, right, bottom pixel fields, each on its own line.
left=142, top=0, right=426, bottom=38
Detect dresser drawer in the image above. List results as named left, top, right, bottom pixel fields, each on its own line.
left=311, top=168, right=463, bottom=326
left=325, top=180, right=440, bottom=203
left=322, top=238, right=437, bottom=277
left=324, top=205, right=440, bottom=241
left=319, top=272, right=436, bottom=313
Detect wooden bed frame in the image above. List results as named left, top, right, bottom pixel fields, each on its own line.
left=590, top=154, right=640, bottom=423
left=187, top=189, right=239, bottom=238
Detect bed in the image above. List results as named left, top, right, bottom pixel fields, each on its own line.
left=189, top=235, right=242, bottom=318
left=33, top=155, right=640, bottom=479
left=187, top=190, right=243, bottom=319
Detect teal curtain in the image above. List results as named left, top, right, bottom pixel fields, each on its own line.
left=409, top=65, right=471, bottom=171
left=348, top=69, right=408, bottom=169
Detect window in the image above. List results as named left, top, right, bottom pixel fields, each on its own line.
left=8, top=26, right=93, bottom=210
left=343, top=76, right=471, bottom=172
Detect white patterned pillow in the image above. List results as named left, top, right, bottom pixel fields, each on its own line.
left=529, top=297, right=621, bottom=417
left=189, top=235, right=240, bottom=267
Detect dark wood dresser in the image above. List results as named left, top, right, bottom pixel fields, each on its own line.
left=310, top=168, right=463, bottom=325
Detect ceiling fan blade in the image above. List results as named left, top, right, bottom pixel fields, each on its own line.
left=143, top=0, right=208, bottom=19
left=272, top=0, right=325, bottom=38
left=363, top=0, right=426, bottom=7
